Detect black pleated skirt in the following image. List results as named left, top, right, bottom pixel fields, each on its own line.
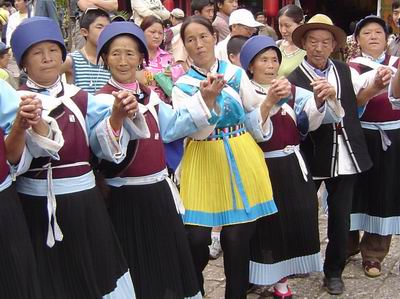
left=351, top=127, right=400, bottom=235
left=107, top=180, right=200, bottom=299
left=0, top=184, right=41, bottom=299
left=250, top=154, right=321, bottom=284
left=19, top=187, right=131, bottom=299
left=353, top=128, right=400, bottom=217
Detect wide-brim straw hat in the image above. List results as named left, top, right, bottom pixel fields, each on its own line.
left=292, top=14, right=347, bottom=51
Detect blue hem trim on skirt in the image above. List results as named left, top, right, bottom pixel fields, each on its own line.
left=103, top=271, right=135, bottom=299
left=185, top=291, right=203, bottom=299
left=350, top=213, right=400, bottom=235
left=183, top=200, right=277, bottom=226
left=249, top=252, right=323, bottom=285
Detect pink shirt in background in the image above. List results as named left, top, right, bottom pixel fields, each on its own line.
left=143, top=47, right=185, bottom=103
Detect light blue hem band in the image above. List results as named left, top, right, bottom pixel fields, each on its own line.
left=249, top=252, right=323, bottom=285
left=350, top=213, right=400, bottom=235
left=0, top=175, right=12, bottom=192
left=103, top=271, right=135, bottom=299
left=183, top=200, right=277, bottom=227
left=185, top=291, right=202, bottom=299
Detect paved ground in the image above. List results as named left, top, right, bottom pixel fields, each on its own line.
left=203, top=212, right=400, bottom=298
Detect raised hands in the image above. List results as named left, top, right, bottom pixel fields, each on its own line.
left=310, top=78, right=336, bottom=107
left=199, top=73, right=226, bottom=111
left=110, top=90, right=139, bottom=132
left=265, top=77, right=292, bottom=105
left=15, top=95, right=43, bottom=130
left=373, top=66, right=393, bottom=90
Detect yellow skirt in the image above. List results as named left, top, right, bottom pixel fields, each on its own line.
left=180, top=132, right=276, bottom=226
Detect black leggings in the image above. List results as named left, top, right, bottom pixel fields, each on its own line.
left=185, top=222, right=256, bottom=299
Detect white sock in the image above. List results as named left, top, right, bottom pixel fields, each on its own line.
left=274, top=280, right=289, bottom=294
left=211, top=231, right=220, bottom=240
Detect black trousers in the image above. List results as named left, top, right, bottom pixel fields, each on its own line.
left=185, top=222, right=256, bottom=299
left=315, top=174, right=357, bottom=278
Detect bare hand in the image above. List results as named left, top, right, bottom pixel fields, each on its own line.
left=310, top=78, right=336, bottom=107
left=111, top=90, right=139, bottom=120
left=373, top=66, right=393, bottom=90
left=15, top=95, right=43, bottom=130
left=200, top=73, right=226, bottom=110
left=265, top=78, right=292, bottom=106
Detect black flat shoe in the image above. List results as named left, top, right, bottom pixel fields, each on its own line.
left=323, top=277, right=345, bottom=295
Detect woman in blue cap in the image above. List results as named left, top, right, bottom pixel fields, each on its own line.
left=95, top=21, right=214, bottom=299
left=240, top=35, right=343, bottom=298
left=10, top=16, right=150, bottom=298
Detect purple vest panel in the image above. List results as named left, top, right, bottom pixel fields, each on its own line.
left=0, top=129, right=9, bottom=184
left=98, top=84, right=166, bottom=177
left=258, top=99, right=301, bottom=152
left=349, top=55, right=400, bottom=122
left=19, top=86, right=92, bottom=179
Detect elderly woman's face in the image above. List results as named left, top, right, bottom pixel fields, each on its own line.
left=356, top=22, right=387, bottom=57
left=249, top=48, right=280, bottom=85
left=104, top=35, right=143, bottom=84
left=23, top=41, right=63, bottom=86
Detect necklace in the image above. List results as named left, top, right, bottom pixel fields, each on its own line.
left=81, top=48, right=103, bottom=88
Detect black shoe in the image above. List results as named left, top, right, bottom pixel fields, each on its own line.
left=323, top=277, right=345, bottom=295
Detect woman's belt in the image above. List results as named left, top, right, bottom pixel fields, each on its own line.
left=361, top=120, right=400, bottom=151
left=206, top=124, right=246, bottom=141
left=264, top=145, right=308, bottom=182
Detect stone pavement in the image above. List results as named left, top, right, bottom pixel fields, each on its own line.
left=203, top=212, right=400, bottom=298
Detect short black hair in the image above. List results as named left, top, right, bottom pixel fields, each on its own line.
left=255, top=11, right=265, bottom=18
left=79, top=8, right=110, bottom=30
left=227, top=35, right=248, bottom=56
left=191, top=0, right=214, bottom=14
left=181, top=15, right=214, bottom=43
left=392, top=0, right=400, bottom=10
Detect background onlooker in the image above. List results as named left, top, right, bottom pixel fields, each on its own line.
left=6, top=0, right=30, bottom=46
left=277, top=4, right=306, bottom=77
left=0, top=41, right=16, bottom=87
left=130, top=0, right=170, bottom=25
left=191, top=0, right=214, bottom=22
left=255, top=11, right=278, bottom=40
left=212, top=0, right=238, bottom=42
left=388, top=0, right=400, bottom=56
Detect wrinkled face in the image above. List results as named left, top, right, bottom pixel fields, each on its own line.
left=198, top=4, right=214, bottom=22
left=278, top=15, right=301, bottom=43
left=393, top=7, right=400, bottom=28
left=144, top=22, right=164, bottom=50
left=23, top=41, right=63, bottom=86
left=218, top=0, right=238, bottom=16
left=104, top=35, right=143, bottom=84
left=249, top=48, right=280, bottom=85
left=232, top=24, right=257, bottom=37
left=183, top=22, right=216, bottom=69
left=356, top=22, right=387, bottom=57
left=82, top=16, right=110, bottom=46
left=302, top=29, right=336, bottom=70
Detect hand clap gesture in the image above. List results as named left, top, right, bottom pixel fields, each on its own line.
left=16, top=95, right=43, bottom=130
left=310, top=78, right=336, bottom=107
left=200, top=73, right=226, bottom=111
left=110, top=90, right=139, bottom=132
left=265, top=77, right=292, bottom=106
left=373, top=66, right=393, bottom=90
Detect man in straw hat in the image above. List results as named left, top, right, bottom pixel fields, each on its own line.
left=287, top=14, right=372, bottom=295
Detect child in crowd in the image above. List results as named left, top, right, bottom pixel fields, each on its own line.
left=61, top=8, right=111, bottom=94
